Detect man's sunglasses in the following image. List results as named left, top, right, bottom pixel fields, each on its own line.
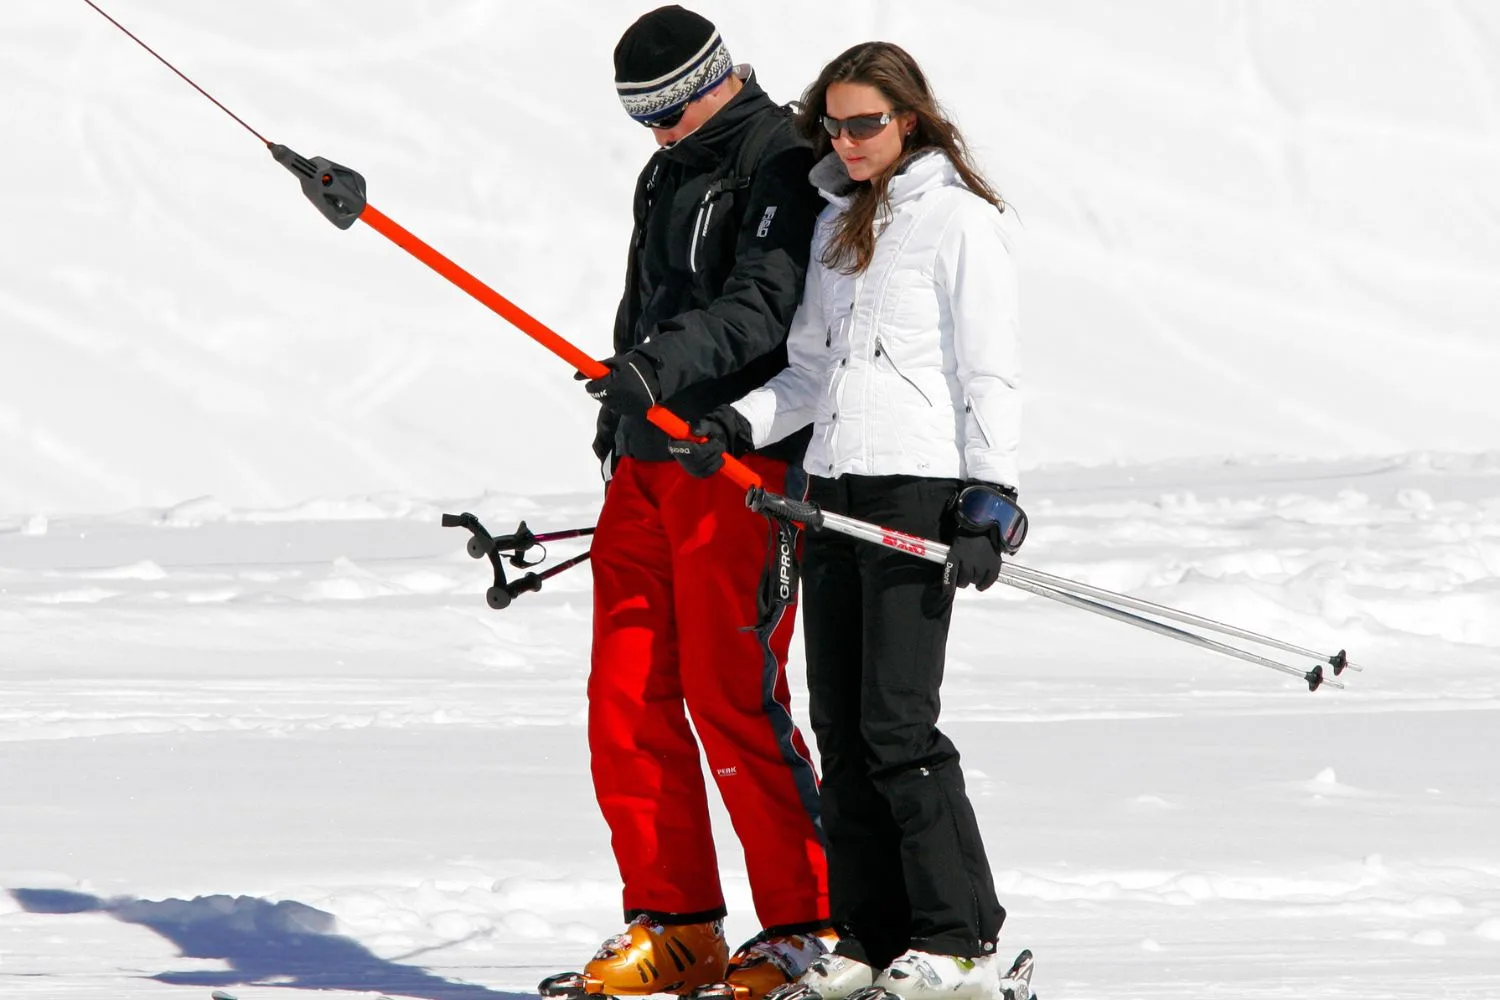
left=643, top=103, right=689, bottom=130
left=821, top=112, right=893, bottom=141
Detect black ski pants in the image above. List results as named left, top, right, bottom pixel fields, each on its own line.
left=801, top=473, right=1005, bottom=969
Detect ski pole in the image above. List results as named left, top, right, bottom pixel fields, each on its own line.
left=753, top=487, right=1355, bottom=679
left=746, top=487, right=1346, bottom=692
left=490, top=551, right=593, bottom=611
left=443, top=513, right=594, bottom=609
left=1000, top=563, right=1357, bottom=675
left=81, top=0, right=765, bottom=495
left=449, top=517, right=596, bottom=566
left=999, top=575, right=1341, bottom=691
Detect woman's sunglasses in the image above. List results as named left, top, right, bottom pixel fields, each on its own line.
left=821, top=112, right=893, bottom=141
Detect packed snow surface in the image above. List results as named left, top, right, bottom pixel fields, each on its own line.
left=4, top=2, right=1498, bottom=999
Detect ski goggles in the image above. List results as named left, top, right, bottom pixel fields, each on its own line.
left=821, top=112, right=893, bottom=141
left=954, top=484, right=1028, bottom=554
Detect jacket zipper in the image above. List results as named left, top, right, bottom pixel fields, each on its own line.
left=874, top=336, right=932, bottom=406
left=689, top=188, right=717, bottom=274
left=966, top=397, right=994, bottom=447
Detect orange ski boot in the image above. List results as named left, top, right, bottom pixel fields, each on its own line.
left=540, top=916, right=729, bottom=997
left=689, top=927, right=839, bottom=1000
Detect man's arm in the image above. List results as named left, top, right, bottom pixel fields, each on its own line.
left=630, top=141, right=822, bottom=398
left=590, top=159, right=656, bottom=464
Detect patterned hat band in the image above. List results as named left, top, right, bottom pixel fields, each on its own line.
left=616, top=33, right=734, bottom=123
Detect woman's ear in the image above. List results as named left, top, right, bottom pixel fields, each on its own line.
left=899, top=110, right=919, bottom=141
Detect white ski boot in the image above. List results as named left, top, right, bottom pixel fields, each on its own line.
left=842, top=948, right=1034, bottom=1000
left=869, top=950, right=999, bottom=1000
left=761, top=951, right=877, bottom=1000
left=996, top=949, right=1034, bottom=1000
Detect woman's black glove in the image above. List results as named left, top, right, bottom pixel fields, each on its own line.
left=943, top=481, right=1016, bottom=592
left=668, top=405, right=753, bottom=479
left=943, top=533, right=1003, bottom=592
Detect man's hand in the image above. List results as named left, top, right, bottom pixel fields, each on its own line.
left=668, top=405, right=753, bottom=479
left=580, top=352, right=661, bottom=417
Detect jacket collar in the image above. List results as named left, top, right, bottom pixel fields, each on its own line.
left=810, top=148, right=960, bottom=212
left=656, top=67, right=775, bottom=171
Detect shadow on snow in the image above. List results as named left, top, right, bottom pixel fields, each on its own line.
left=10, top=887, right=532, bottom=1000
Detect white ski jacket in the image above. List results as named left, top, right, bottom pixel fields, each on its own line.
left=732, top=149, right=1020, bottom=489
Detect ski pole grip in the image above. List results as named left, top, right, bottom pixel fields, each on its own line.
left=746, top=487, right=825, bottom=528
left=511, top=572, right=544, bottom=597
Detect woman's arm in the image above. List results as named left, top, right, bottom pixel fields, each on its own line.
left=939, top=201, right=1021, bottom=490
left=731, top=252, right=830, bottom=448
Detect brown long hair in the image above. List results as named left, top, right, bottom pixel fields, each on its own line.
left=797, top=41, right=1005, bottom=275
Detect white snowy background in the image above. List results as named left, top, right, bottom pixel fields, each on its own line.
left=3, top=1, right=1498, bottom=998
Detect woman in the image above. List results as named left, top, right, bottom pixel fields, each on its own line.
left=669, top=40, right=1024, bottom=1000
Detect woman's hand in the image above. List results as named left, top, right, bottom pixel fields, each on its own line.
left=668, top=405, right=753, bottom=479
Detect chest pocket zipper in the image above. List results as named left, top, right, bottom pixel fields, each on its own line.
left=874, top=336, right=932, bottom=407
left=689, top=177, right=747, bottom=274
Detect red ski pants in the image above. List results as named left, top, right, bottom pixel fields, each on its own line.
left=589, top=456, right=828, bottom=930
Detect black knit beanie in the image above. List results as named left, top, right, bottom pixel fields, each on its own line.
left=614, top=6, right=733, bottom=124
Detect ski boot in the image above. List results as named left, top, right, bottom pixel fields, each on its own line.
left=840, top=948, right=1034, bottom=1000
left=687, top=926, right=840, bottom=1000
left=997, top=949, right=1035, bottom=1000
left=760, top=949, right=876, bottom=1000
left=539, top=916, right=729, bottom=998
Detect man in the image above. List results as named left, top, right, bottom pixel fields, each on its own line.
left=572, top=5, right=830, bottom=999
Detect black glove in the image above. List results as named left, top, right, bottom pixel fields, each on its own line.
left=668, top=405, right=753, bottom=479
left=943, top=533, right=1003, bottom=592
left=580, top=352, right=661, bottom=417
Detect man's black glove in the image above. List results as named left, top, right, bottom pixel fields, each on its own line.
left=580, top=351, right=661, bottom=417
left=668, top=405, right=754, bottom=479
left=943, top=515, right=1004, bottom=593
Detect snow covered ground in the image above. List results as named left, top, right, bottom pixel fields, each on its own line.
left=4, top=455, right=1499, bottom=999
left=4, top=2, right=1499, bottom=999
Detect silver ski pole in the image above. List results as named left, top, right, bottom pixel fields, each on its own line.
left=999, top=574, right=1341, bottom=691
left=1001, top=564, right=1358, bottom=675
left=745, top=487, right=1347, bottom=692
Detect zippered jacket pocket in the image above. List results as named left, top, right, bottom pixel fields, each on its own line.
left=874, top=336, right=933, bottom=407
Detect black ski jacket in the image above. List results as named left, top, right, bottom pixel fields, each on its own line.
left=595, top=73, right=822, bottom=467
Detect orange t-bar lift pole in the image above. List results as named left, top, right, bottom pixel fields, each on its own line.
left=81, top=0, right=761, bottom=491
left=278, top=149, right=764, bottom=492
